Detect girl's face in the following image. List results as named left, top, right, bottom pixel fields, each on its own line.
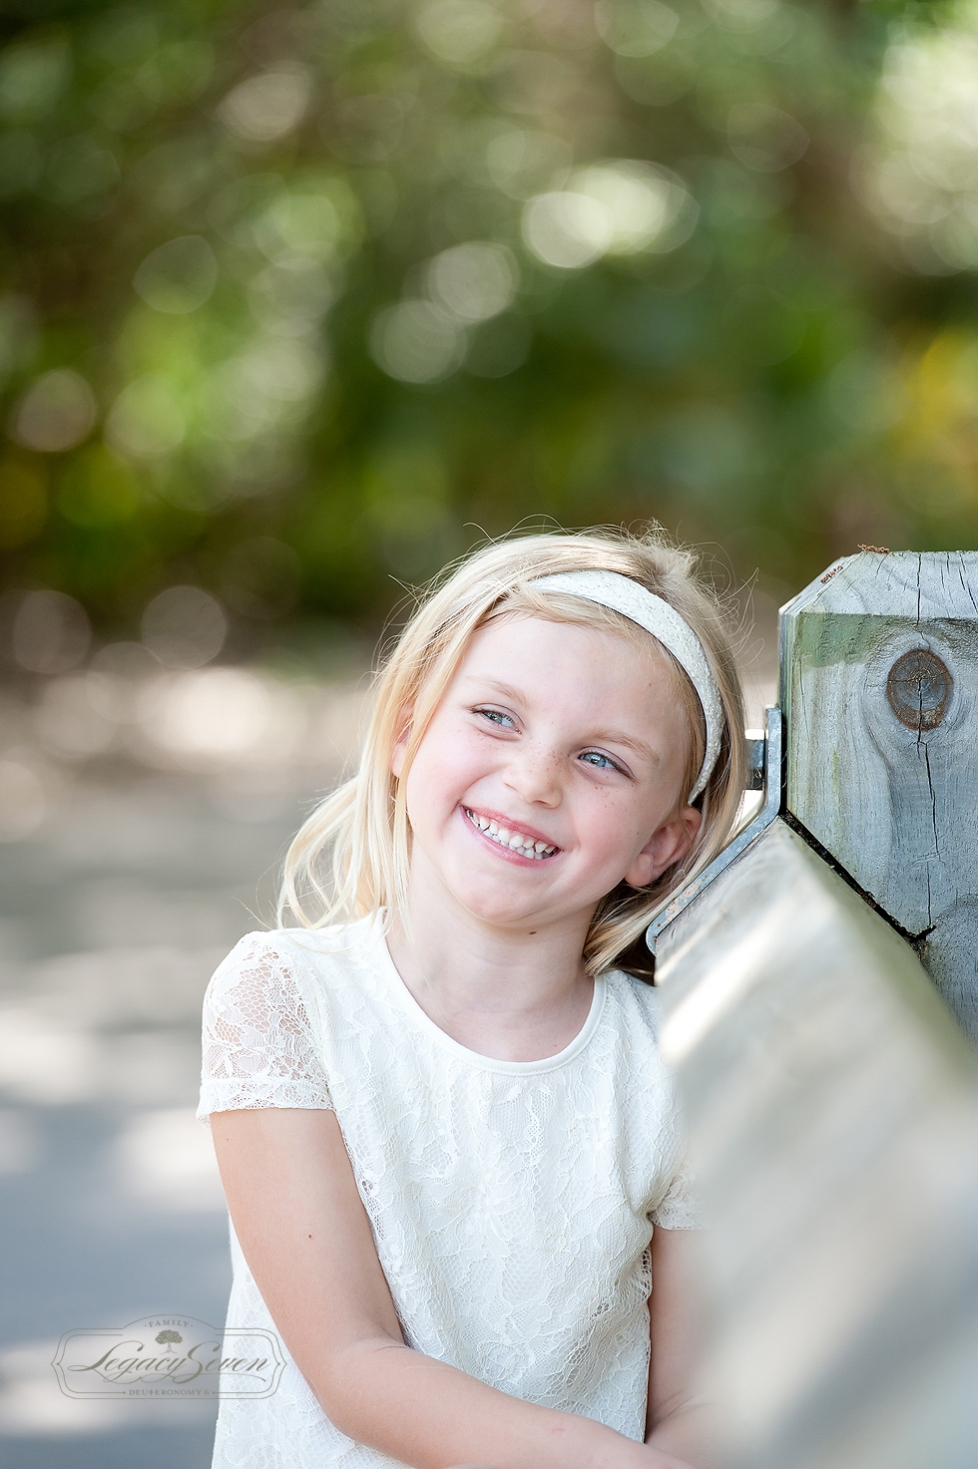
left=393, top=615, right=701, bottom=937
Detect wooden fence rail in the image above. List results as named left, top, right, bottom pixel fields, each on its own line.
left=651, top=552, right=978, bottom=1469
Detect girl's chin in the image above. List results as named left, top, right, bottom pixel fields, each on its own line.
left=445, top=875, right=597, bottom=931
left=439, top=874, right=551, bottom=925
left=457, top=891, right=545, bottom=926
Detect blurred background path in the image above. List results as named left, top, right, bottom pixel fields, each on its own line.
left=0, top=665, right=366, bottom=1468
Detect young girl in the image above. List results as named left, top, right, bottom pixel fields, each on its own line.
left=198, top=527, right=746, bottom=1469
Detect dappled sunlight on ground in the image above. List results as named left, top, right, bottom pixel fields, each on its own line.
left=0, top=670, right=364, bottom=1468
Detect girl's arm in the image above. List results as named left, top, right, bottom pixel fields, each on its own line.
left=212, top=1107, right=696, bottom=1469
left=645, top=1227, right=718, bottom=1466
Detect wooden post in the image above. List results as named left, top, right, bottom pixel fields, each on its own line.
left=780, top=550, right=978, bottom=1039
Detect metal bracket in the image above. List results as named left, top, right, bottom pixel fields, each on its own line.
left=645, top=706, right=783, bottom=957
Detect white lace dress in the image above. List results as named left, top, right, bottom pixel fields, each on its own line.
left=198, top=916, right=698, bottom=1469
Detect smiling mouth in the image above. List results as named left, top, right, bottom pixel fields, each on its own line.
left=463, top=808, right=559, bottom=860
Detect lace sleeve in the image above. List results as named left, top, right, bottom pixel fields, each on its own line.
left=197, top=932, right=333, bottom=1123
left=650, top=1156, right=702, bottom=1230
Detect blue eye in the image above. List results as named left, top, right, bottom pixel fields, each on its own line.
left=475, top=707, right=517, bottom=729
left=580, top=751, right=620, bottom=772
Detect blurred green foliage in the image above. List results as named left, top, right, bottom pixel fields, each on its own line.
left=2, top=0, right=978, bottom=639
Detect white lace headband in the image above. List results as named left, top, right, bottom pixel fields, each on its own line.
left=529, top=570, right=724, bottom=801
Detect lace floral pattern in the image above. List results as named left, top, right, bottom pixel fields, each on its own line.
left=199, top=935, right=333, bottom=1119
left=199, top=919, right=700, bottom=1468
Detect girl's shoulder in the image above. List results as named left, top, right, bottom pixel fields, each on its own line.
left=217, top=916, right=381, bottom=975
left=603, top=967, right=663, bottom=1028
left=599, top=969, right=674, bottom=1074
left=198, top=924, right=378, bottom=1122
left=206, top=914, right=385, bottom=1008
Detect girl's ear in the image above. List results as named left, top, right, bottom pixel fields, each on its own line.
left=390, top=704, right=414, bottom=779
left=623, top=806, right=702, bottom=890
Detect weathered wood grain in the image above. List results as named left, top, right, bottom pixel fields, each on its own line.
left=656, top=818, right=978, bottom=1469
left=780, top=550, right=978, bottom=1037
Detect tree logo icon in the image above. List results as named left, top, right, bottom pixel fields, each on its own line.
left=155, top=1329, right=183, bottom=1354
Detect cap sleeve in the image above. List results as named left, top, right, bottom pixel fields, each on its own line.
left=650, top=1155, right=702, bottom=1230
left=197, top=932, right=332, bottom=1123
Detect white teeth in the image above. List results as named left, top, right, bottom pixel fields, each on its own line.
left=466, top=809, right=556, bottom=859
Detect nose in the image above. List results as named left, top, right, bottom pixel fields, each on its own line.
left=502, top=739, right=562, bottom=807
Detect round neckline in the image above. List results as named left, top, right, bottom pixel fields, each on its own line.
left=371, top=923, right=608, bottom=1075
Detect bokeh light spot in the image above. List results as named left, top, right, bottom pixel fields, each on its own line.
left=89, top=640, right=161, bottom=684
left=523, top=161, right=695, bottom=267
left=594, top=0, right=679, bottom=58
left=858, top=26, right=978, bottom=276
left=0, top=35, right=71, bottom=123
left=132, top=236, right=218, bottom=315
left=141, top=587, right=228, bottom=670
left=11, top=370, right=97, bottom=453
left=9, top=590, right=91, bottom=675
left=106, top=375, right=186, bottom=458
left=522, top=191, right=612, bottom=268
left=248, top=259, right=336, bottom=335
left=703, top=0, right=781, bottom=33
left=199, top=338, right=325, bottom=445
left=427, top=241, right=519, bottom=321
left=416, top=0, right=504, bottom=66
left=136, top=668, right=290, bottom=764
left=218, top=66, right=312, bottom=143
left=369, top=301, right=466, bottom=382
left=576, top=160, right=696, bottom=254
left=253, top=191, right=348, bottom=264
left=238, top=339, right=325, bottom=402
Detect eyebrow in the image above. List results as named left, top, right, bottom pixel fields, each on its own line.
left=474, top=678, right=528, bottom=705
left=596, top=729, right=661, bottom=766
left=464, top=678, right=662, bottom=767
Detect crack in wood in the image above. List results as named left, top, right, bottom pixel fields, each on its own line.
left=782, top=810, right=934, bottom=952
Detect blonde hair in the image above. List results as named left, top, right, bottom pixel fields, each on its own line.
left=280, top=527, right=747, bottom=975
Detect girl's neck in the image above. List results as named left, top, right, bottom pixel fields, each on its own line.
left=385, top=855, right=596, bottom=1064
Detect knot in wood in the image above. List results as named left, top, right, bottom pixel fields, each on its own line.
left=885, top=648, right=952, bottom=730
